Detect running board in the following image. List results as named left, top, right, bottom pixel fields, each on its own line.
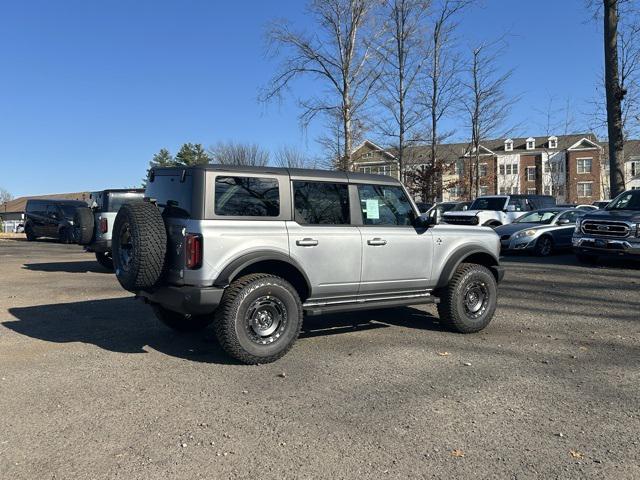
left=303, top=292, right=438, bottom=316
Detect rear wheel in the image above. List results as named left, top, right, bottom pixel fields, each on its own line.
left=534, top=235, right=553, bottom=257
left=437, top=263, right=498, bottom=333
left=214, top=274, right=303, bottom=364
left=95, top=251, right=114, bottom=270
left=25, top=225, right=37, bottom=241
left=58, top=227, right=74, bottom=244
left=152, top=305, right=213, bottom=332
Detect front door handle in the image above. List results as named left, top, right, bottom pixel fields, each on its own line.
left=296, top=238, right=319, bottom=247
left=367, top=238, right=387, bottom=246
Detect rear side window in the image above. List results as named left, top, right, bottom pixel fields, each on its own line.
left=215, top=176, right=279, bottom=217
left=293, top=181, right=349, bottom=225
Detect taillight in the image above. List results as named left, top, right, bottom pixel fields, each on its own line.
left=185, top=233, right=202, bottom=269
left=99, top=218, right=108, bottom=233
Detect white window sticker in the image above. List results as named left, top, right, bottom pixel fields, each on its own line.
left=365, top=199, right=380, bottom=219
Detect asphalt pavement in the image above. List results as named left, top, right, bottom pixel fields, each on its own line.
left=0, top=238, right=638, bottom=479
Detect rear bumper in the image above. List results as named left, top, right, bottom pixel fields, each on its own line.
left=85, top=239, right=111, bottom=253
left=136, top=285, right=225, bottom=315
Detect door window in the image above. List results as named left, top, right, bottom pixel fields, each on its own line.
left=357, top=184, right=415, bottom=226
left=46, top=205, right=59, bottom=219
left=293, top=181, right=350, bottom=225
left=214, top=176, right=280, bottom=217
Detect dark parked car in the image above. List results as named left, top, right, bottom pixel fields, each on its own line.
left=592, top=200, right=611, bottom=209
left=24, top=199, right=88, bottom=242
left=573, top=189, right=640, bottom=264
left=496, top=208, right=583, bottom=256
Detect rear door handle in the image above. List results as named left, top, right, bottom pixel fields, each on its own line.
left=367, top=238, right=387, bottom=246
left=296, top=238, right=319, bottom=247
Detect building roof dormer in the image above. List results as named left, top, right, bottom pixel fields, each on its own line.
left=548, top=136, right=558, bottom=149
left=504, top=138, right=513, bottom=152
left=526, top=137, right=536, bottom=150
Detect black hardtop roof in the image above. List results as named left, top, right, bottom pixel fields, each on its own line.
left=151, top=164, right=402, bottom=185
left=26, top=198, right=87, bottom=205
left=98, top=188, right=145, bottom=194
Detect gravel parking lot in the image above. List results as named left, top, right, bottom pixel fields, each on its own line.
left=0, top=238, right=639, bottom=479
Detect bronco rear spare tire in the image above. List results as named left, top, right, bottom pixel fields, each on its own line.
left=112, top=202, right=167, bottom=292
left=73, top=207, right=95, bottom=245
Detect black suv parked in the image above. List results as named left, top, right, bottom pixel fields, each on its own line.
left=573, top=189, right=640, bottom=263
left=24, top=199, right=88, bottom=242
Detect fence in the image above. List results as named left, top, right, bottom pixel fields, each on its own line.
left=1, top=220, right=23, bottom=233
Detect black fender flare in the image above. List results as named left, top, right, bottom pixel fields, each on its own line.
left=435, top=246, right=500, bottom=289
left=213, top=250, right=312, bottom=291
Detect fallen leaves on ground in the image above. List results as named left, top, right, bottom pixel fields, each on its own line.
left=569, top=450, right=584, bottom=459
left=451, top=449, right=465, bottom=458
left=437, top=352, right=450, bottom=356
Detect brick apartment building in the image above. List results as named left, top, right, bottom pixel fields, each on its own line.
left=352, top=133, right=640, bottom=203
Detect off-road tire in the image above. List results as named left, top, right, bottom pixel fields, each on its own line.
left=214, top=274, right=303, bottom=364
left=152, top=305, right=213, bottom=332
left=534, top=235, right=553, bottom=257
left=25, top=224, right=37, bottom=241
left=74, top=207, right=95, bottom=245
left=112, top=202, right=167, bottom=292
left=95, top=251, right=114, bottom=271
left=576, top=253, right=598, bottom=265
left=436, top=263, right=498, bottom=334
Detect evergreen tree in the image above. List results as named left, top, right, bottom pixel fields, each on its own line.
left=175, top=143, right=211, bottom=166
left=143, top=148, right=176, bottom=186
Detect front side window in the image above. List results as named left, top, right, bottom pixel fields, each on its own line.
left=358, top=184, right=414, bottom=226
left=293, top=182, right=349, bottom=225
left=214, top=176, right=279, bottom=217
left=577, top=158, right=592, bottom=174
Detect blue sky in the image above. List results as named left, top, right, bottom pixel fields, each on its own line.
left=0, top=0, right=603, bottom=197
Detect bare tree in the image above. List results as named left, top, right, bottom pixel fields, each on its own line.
left=274, top=145, right=318, bottom=168
left=262, top=0, right=381, bottom=171
left=421, top=0, right=469, bottom=201
left=210, top=141, right=270, bottom=166
left=377, top=0, right=430, bottom=181
left=462, top=40, right=514, bottom=199
left=0, top=187, right=13, bottom=205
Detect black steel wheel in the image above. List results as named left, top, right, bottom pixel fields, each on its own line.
left=95, top=251, right=114, bottom=270
left=437, top=263, right=498, bottom=333
left=214, top=274, right=303, bottom=364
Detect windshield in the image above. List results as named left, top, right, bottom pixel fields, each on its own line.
left=514, top=210, right=561, bottom=224
left=450, top=203, right=468, bottom=211
left=107, top=192, right=145, bottom=212
left=469, top=197, right=507, bottom=211
left=606, top=191, right=640, bottom=210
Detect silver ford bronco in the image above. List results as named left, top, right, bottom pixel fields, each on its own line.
left=111, top=165, right=504, bottom=364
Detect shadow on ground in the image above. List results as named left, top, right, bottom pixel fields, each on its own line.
left=23, top=261, right=111, bottom=274
left=3, top=297, right=440, bottom=365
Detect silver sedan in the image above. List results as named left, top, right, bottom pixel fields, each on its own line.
left=495, top=209, right=583, bottom=256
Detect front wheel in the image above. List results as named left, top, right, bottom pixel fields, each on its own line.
left=152, top=305, right=213, bottom=332
left=214, top=274, right=303, bottom=364
left=95, top=251, right=114, bottom=271
left=534, top=236, right=553, bottom=257
left=436, top=263, right=498, bottom=333
left=25, top=225, right=37, bottom=241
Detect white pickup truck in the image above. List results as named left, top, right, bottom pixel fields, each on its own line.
left=442, top=195, right=556, bottom=228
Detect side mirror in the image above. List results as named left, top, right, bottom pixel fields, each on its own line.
left=557, top=218, right=571, bottom=225
left=416, top=214, right=435, bottom=228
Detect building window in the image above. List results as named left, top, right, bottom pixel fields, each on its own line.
left=526, top=137, right=535, bottom=150
left=499, top=187, right=507, bottom=195
left=526, top=166, right=536, bottom=181
left=499, top=164, right=505, bottom=175
left=577, top=182, right=593, bottom=197
left=505, top=139, right=513, bottom=152
left=505, top=163, right=518, bottom=175
left=631, top=160, right=640, bottom=177
left=479, top=163, right=488, bottom=177
left=479, top=186, right=489, bottom=196
left=551, top=161, right=564, bottom=173
left=450, top=186, right=462, bottom=197
left=511, top=186, right=518, bottom=194
left=527, top=187, right=537, bottom=195
left=454, top=160, right=464, bottom=175
left=360, top=166, right=371, bottom=174
left=548, top=136, right=558, bottom=149
left=577, top=158, right=592, bottom=174
left=556, top=185, right=565, bottom=196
